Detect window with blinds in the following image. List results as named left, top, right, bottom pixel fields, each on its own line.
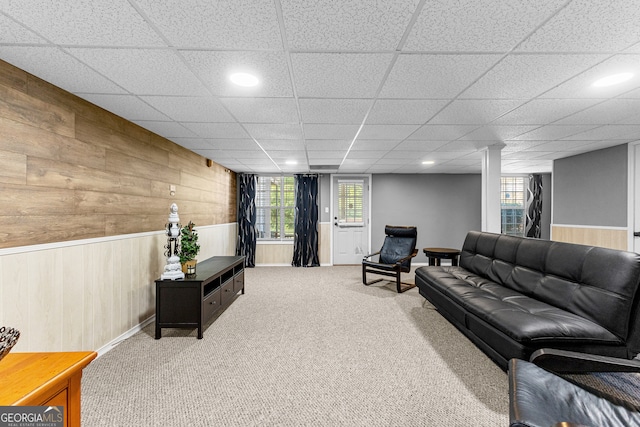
left=256, top=176, right=295, bottom=240
left=501, top=176, right=527, bottom=237
left=337, top=180, right=364, bottom=225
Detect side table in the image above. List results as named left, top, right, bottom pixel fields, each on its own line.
left=423, top=247, right=461, bottom=266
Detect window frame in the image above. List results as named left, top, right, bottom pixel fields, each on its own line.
left=255, top=175, right=295, bottom=241
left=501, top=175, right=529, bottom=237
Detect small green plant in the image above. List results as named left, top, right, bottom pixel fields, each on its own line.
left=179, top=221, right=200, bottom=264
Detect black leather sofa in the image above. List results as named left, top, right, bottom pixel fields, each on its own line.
left=415, top=231, right=640, bottom=370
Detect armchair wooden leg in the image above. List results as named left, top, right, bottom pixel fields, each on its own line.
left=396, top=271, right=416, bottom=293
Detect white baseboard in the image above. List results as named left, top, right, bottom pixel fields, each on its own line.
left=95, top=316, right=155, bottom=358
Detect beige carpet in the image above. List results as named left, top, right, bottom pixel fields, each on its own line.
left=81, top=266, right=508, bottom=426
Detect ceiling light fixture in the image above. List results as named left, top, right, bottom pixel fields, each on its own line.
left=592, top=72, right=634, bottom=87
left=229, top=72, right=259, bottom=87
left=422, top=160, right=435, bottom=165
left=285, top=160, right=297, bottom=165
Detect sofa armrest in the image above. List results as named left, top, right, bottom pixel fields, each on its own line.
left=530, top=348, right=640, bottom=374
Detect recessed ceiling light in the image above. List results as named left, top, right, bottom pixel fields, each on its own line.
left=229, top=72, right=259, bottom=87
left=285, top=160, right=297, bottom=165
left=592, top=72, right=634, bottom=87
left=422, top=160, right=435, bottom=165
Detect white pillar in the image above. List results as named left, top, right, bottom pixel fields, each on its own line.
left=481, top=144, right=505, bottom=233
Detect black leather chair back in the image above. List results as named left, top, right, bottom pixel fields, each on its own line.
left=379, top=225, right=417, bottom=270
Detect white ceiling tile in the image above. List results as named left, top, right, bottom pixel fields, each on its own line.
left=303, top=124, right=360, bottom=140
left=541, top=55, right=640, bottom=99
left=259, top=140, right=305, bottom=151
left=181, top=50, right=292, bottom=97
left=430, top=99, right=525, bottom=125
left=367, top=99, right=449, bottom=124
left=298, top=99, right=370, bottom=124
left=358, top=124, right=420, bottom=140
left=245, top=124, right=302, bottom=140
left=308, top=151, right=346, bottom=160
left=3, top=0, right=164, bottom=46
left=0, top=14, right=47, bottom=43
left=462, top=54, right=607, bottom=99
left=351, top=140, right=400, bottom=151
left=281, top=0, right=419, bottom=50
left=82, top=94, right=169, bottom=121
left=562, top=125, right=640, bottom=141
left=380, top=54, right=501, bottom=98
left=141, top=96, right=234, bottom=122
left=408, top=125, right=478, bottom=140
left=394, top=140, right=448, bottom=151
left=291, top=53, right=393, bottom=98
left=459, top=125, right=537, bottom=141
left=503, top=141, right=548, bottom=152
left=347, top=151, right=387, bottom=159
left=436, top=141, right=486, bottom=152
left=518, top=0, right=640, bottom=52
left=405, top=0, right=566, bottom=52
left=306, top=140, right=352, bottom=151
left=135, top=0, right=281, bottom=50
left=133, top=121, right=197, bottom=138
left=220, top=98, right=299, bottom=123
left=182, top=122, right=249, bottom=139
left=202, top=139, right=259, bottom=150
left=68, top=48, right=207, bottom=96
left=526, top=140, right=603, bottom=152
left=553, top=98, right=640, bottom=125
left=511, top=125, right=598, bottom=141
left=0, top=46, right=127, bottom=94
left=493, top=99, right=603, bottom=125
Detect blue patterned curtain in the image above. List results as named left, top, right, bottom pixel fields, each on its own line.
left=236, top=174, right=257, bottom=267
left=292, top=174, right=319, bottom=267
left=525, top=174, right=543, bottom=238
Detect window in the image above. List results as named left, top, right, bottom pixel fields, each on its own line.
left=337, top=180, right=364, bottom=225
left=256, top=176, right=295, bottom=240
left=501, top=176, right=527, bottom=237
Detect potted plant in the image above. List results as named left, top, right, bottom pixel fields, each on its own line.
left=179, top=221, right=200, bottom=277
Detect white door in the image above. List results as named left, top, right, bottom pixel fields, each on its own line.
left=332, top=176, right=369, bottom=265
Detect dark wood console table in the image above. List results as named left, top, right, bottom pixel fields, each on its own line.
left=155, top=255, right=245, bottom=339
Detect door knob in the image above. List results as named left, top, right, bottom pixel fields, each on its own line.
left=634, top=232, right=640, bottom=237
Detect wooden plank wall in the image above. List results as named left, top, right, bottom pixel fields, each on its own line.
left=0, top=59, right=236, bottom=249
left=551, top=225, right=628, bottom=251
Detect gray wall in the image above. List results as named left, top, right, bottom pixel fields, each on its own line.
left=370, top=174, right=482, bottom=263
left=553, top=144, right=628, bottom=227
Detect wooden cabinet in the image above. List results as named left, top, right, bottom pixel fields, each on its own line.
left=0, top=351, right=97, bottom=427
left=155, top=256, right=245, bottom=339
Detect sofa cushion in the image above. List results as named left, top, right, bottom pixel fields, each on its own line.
left=459, top=231, right=640, bottom=341
left=415, top=266, right=621, bottom=345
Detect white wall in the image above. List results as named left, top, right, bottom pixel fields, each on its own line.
left=0, top=223, right=236, bottom=354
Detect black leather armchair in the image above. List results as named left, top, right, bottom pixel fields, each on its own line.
left=509, top=348, right=640, bottom=427
left=362, top=225, right=417, bottom=293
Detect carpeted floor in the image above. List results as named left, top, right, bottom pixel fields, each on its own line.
left=81, top=266, right=508, bottom=426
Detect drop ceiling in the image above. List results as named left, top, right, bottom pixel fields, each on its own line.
left=1, top=0, right=640, bottom=174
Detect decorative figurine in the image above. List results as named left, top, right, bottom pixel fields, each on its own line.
left=160, top=203, right=185, bottom=280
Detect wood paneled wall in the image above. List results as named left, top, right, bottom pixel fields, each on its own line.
left=551, top=225, right=628, bottom=251
left=0, top=59, right=236, bottom=249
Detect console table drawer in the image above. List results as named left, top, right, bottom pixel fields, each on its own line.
left=234, top=271, right=244, bottom=293
left=221, top=279, right=235, bottom=305
left=203, top=288, right=221, bottom=319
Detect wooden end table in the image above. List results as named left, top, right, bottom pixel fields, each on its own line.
left=423, top=247, right=461, bottom=266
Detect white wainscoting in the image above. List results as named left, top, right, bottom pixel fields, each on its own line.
left=0, top=223, right=237, bottom=354
left=255, top=222, right=332, bottom=266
